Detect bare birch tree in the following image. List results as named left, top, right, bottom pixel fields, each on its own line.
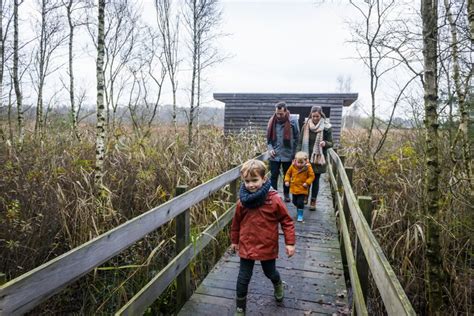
left=443, top=0, right=473, bottom=190
left=127, top=27, right=167, bottom=141
left=63, top=0, right=88, bottom=140
left=0, top=0, right=12, bottom=140
left=349, top=0, right=420, bottom=159
left=95, top=0, right=106, bottom=189
left=155, top=0, right=180, bottom=132
left=31, top=0, right=66, bottom=138
left=13, top=0, right=23, bottom=144
left=349, top=0, right=399, bottom=149
left=421, top=0, right=446, bottom=313
left=183, top=0, right=222, bottom=145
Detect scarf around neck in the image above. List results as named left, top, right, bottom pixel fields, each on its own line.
left=302, top=118, right=330, bottom=165
left=267, top=111, right=291, bottom=147
left=239, top=179, right=272, bottom=209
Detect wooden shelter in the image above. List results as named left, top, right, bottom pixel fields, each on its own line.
left=214, top=93, right=358, bottom=146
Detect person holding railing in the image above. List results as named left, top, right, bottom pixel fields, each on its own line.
left=267, top=101, right=300, bottom=202
left=231, top=159, right=295, bottom=316
left=297, top=105, right=333, bottom=210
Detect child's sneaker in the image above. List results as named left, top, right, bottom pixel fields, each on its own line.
left=274, top=280, right=284, bottom=302
left=297, top=209, right=303, bottom=222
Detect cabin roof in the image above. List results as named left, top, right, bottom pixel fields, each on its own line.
left=214, top=93, right=358, bottom=107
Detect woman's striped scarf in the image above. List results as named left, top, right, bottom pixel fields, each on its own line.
left=301, top=118, right=329, bottom=165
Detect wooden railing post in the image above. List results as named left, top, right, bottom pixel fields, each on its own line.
left=339, top=166, right=353, bottom=287
left=356, top=196, right=372, bottom=302
left=0, top=273, right=6, bottom=286
left=175, top=185, right=191, bottom=309
left=343, top=167, right=354, bottom=229
left=230, top=164, right=239, bottom=203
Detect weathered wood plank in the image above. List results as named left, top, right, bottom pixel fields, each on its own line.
left=328, top=160, right=368, bottom=316
left=115, top=205, right=236, bottom=315
left=179, top=173, right=349, bottom=315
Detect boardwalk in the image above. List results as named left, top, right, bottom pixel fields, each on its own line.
left=179, top=174, right=349, bottom=315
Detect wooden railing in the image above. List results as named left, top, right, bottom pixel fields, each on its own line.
left=0, top=153, right=267, bottom=315
left=1, top=149, right=416, bottom=316
left=327, top=148, right=415, bottom=316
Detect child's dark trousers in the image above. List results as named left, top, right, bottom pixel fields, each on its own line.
left=236, top=258, right=281, bottom=298
left=292, top=194, right=306, bottom=209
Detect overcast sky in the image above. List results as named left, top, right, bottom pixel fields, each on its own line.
left=20, top=0, right=405, bottom=117
left=194, top=0, right=372, bottom=110
left=141, top=0, right=373, bottom=112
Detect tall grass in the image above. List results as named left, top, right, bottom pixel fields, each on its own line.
left=0, top=124, right=265, bottom=314
left=340, top=128, right=472, bottom=315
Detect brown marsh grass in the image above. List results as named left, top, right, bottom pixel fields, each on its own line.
left=340, top=128, right=472, bottom=315
left=0, top=124, right=265, bottom=314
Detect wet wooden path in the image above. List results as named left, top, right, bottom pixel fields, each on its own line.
left=179, top=174, right=349, bottom=315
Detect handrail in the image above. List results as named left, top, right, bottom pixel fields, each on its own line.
left=327, top=149, right=415, bottom=316
left=327, top=161, right=368, bottom=316
left=0, top=152, right=268, bottom=315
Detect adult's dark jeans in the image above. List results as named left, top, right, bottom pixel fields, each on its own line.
left=236, top=258, right=281, bottom=298
left=269, top=160, right=291, bottom=196
left=310, top=173, right=321, bottom=199
left=292, top=194, right=306, bottom=209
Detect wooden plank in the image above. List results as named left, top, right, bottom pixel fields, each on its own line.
left=356, top=196, right=372, bottom=303
left=204, top=265, right=345, bottom=293
left=201, top=274, right=344, bottom=299
left=116, top=205, right=236, bottom=315
left=328, top=162, right=368, bottom=316
left=0, top=153, right=268, bottom=315
left=180, top=293, right=330, bottom=316
left=194, top=285, right=345, bottom=315
left=175, top=186, right=191, bottom=309
left=328, top=149, right=415, bottom=316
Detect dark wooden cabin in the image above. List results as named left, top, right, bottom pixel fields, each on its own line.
left=214, top=93, right=358, bottom=146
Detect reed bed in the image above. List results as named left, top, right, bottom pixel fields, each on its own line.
left=0, top=124, right=265, bottom=314
left=340, top=128, right=472, bottom=315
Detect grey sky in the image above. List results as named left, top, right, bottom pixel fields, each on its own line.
left=19, top=0, right=383, bottom=116
left=204, top=1, right=369, bottom=108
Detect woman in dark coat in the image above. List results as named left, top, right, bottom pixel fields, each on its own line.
left=297, top=106, right=333, bottom=210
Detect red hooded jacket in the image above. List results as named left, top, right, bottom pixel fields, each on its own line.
left=231, top=190, right=295, bottom=261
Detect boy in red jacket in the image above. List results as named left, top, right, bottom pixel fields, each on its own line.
left=231, top=159, right=296, bottom=316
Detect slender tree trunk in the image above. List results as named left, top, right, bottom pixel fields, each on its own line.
left=0, top=0, right=4, bottom=136
left=13, top=0, right=23, bottom=144
left=8, top=80, right=13, bottom=141
left=468, top=0, right=474, bottom=42
left=188, top=0, right=197, bottom=146
left=95, top=0, right=106, bottom=190
left=445, top=0, right=473, bottom=190
left=421, top=0, right=445, bottom=313
left=35, top=0, right=46, bottom=138
left=196, top=44, right=201, bottom=143
left=66, top=0, right=79, bottom=140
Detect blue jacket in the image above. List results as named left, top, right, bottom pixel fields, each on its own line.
left=267, top=118, right=299, bottom=162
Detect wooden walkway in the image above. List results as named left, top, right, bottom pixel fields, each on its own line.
left=179, top=174, right=349, bottom=315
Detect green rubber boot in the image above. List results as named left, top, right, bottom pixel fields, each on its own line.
left=274, top=280, right=284, bottom=302
left=235, top=296, right=246, bottom=316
